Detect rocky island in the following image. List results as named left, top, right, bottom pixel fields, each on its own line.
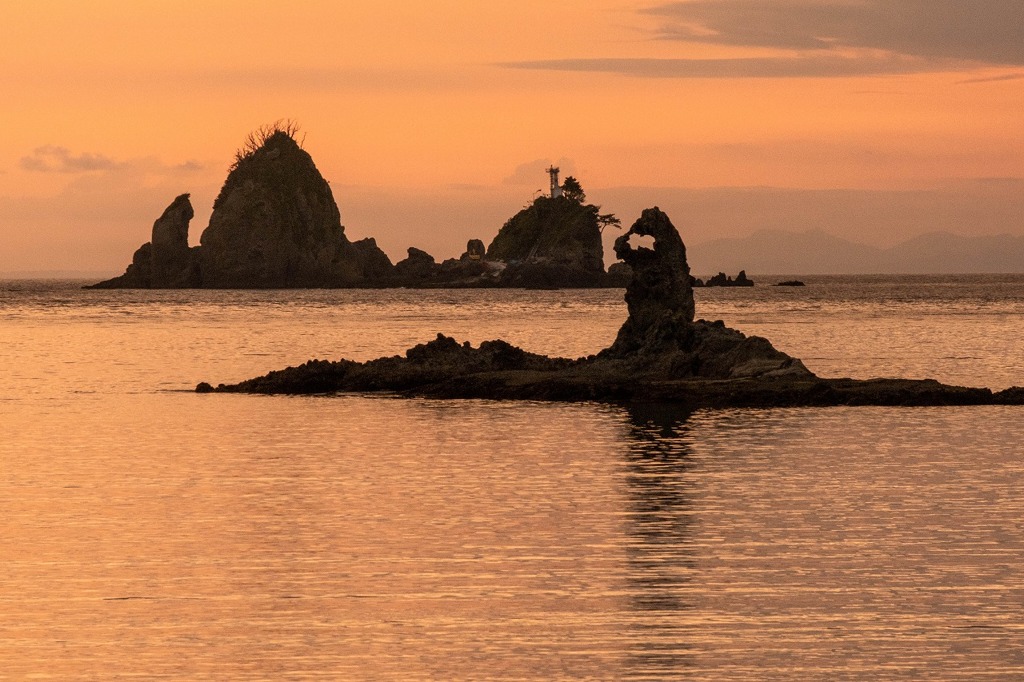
left=90, top=124, right=758, bottom=290
left=197, top=207, right=1024, bottom=408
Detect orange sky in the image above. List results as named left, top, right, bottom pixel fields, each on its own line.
left=1, top=0, right=1022, bottom=272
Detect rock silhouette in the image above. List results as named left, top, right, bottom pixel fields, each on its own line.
left=701, top=270, right=754, bottom=287
left=151, top=194, right=200, bottom=288
left=90, top=126, right=752, bottom=290
left=195, top=207, right=1022, bottom=409
left=486, top=191, right=606, bottom=287
left=463, top=239, right=486, bottom=261
left=91, top=194, right=198, bottom=288
left=199, top=130, right=389, bottom=287
left=92, top=129, right=392, bottom=289
left=606, top=208, right=695, bottom=355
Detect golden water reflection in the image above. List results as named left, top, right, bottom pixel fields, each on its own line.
left=622, top=404, right=699, bottom=678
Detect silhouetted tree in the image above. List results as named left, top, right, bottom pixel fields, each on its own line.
left=562, top=176, right=585, bottom=203
left=598, top=212, right=622, bottom=232
left=231, top=119, right=304, bottom=169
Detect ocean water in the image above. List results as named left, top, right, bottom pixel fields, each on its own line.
left=1, top=276, right=1022, bottom=680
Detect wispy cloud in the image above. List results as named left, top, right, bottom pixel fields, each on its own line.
left=646, top=1, right=1024, bottom=65
left=20, top=146, right=122, bottom=173
left=19, top=145, right=206, bottom=176
left=505, top=1, right=1024, bottom=79
left=502, top=158, right=576, bottom=186
left=503, top=55, right=938, bottom=79
left=957, top=73, right=1024, bottom=85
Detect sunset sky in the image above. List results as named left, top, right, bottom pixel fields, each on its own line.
left=2, top=0, right=1022, bottom=273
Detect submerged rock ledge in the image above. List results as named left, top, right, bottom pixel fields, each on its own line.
left=198, top=208, right=1024, bottom=408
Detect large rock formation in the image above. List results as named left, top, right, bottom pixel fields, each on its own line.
left=598, top=208, right=807, bottom=379
left=198, top=130, right=391, bottom=287
left=91, top=193, right=199, bottom=289
left=200, top=207, right=1023, bottom=408
left=91, top=128, right=394, bottom=288
left=92, top=130, right=644, bottom=289
left=606, top=208, right=695, bottom=355
left=487, top=193, right=606, bottom=287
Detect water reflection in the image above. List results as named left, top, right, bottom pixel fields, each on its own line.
left=621, top=403, right=698, bottom=679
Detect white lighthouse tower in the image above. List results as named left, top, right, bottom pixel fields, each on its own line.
left=546, top=166, right=562, bottom=198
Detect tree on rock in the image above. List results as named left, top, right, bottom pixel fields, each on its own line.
left=562, top=176, right=585, bottom=203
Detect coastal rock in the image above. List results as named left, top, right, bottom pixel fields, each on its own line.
left=91, top=127, right=395, bottom=289
left=605, top=207, right=695, bottom=355
left=150, top=194, right=199, bottom=287
left=486, top=191, right=605, bottom=286
left=703, top=270, right=754, bottom=287
left=395, top=247, right=440, bottom=282
left=199, top=130, right=392, bottom=287
left=352, top=237, right=395, bottom=282
left=606, top=262, right=633, bottom=287
left=203, top=206, right=824, bottom=402
left=600, top=208, right=805, bottom=378
left=90, top=194, right=198, bottom=289
left=462, top=239, right=486, bottom=261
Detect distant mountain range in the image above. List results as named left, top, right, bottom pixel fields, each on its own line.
left=688, top=230, right=1024, bottom=275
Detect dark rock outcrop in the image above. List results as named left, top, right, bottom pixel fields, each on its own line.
left=463, top=239, right=486, bottom=261
left=486, top=193, right=606, bottom=286
left=198, top=131, right=391, bottom=287
left=606, top=262, right=633, bottom=287
left=605, top=208, right=696, bottom=355
left=201, top=207, right=1016, bottom=409
left=151, top=194, right=199, bottom=287
left=394, top=247, right=440, bottom=283
left=92, top=129, right=636, bottom=290
left=596, top=209, right=806, bottom=379
left=702, top=270, right=754, bottom=287
left=90, top=194, right=199, bottom=289
left=776, top=280, right=806, bottom=287
left=92, top=128, right=394, bottom=289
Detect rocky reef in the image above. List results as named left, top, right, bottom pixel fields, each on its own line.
left=697, top=270, right=754, bottom=287
left=197, top=206, right=1023, bottom=408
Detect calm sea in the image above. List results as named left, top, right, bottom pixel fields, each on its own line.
left=1, top=275, right=1022, bottom=680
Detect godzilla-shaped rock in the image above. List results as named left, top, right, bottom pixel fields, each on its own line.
left=599, top=208, right=806, bottom=378
left=199, top=131, right=392, bottom=287
left=606, top=207, right=695, bottom=355
left=90, top=194, right=199, bottom=289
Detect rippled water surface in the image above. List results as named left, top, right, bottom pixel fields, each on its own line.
left=1, top=277, right=1023, bottom=679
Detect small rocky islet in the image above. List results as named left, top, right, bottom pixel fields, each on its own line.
left=198, top=207, right=1024, bottom=408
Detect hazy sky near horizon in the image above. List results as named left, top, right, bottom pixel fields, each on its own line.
left=1, top=0, right=1022, bottom=272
